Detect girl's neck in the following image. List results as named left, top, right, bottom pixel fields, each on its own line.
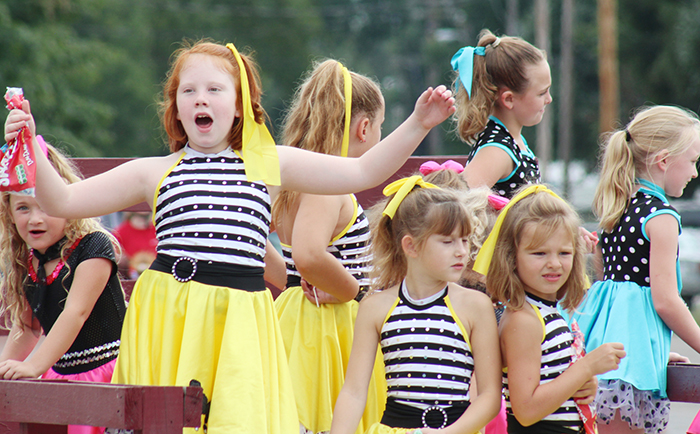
left=403, top=269, right=448, bottom=301
left=490, top=111, right=524, bottom=149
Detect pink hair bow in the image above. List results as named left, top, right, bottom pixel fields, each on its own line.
left=419, top=159, right=464, bottom=176
left=487, top=194, right=510, bottom=211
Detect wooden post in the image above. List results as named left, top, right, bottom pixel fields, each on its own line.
left=535, top=0, right=552, bottom=176
left=559, top=0, right=575, bottom=197
left=598, top=0, right=619, bottom=134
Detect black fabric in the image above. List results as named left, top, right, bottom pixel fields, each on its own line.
left=507, top=414, right=583, bottom=434
left=25, top=232, right=126, bottom=374
left=150, top=253, right=266, bottom=291
left=380, top=397, right=469, bottom=429
left=30, top=236, right=67, bottom=315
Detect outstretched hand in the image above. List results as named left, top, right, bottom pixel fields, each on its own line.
left=412, top=85, right=456, bottom=130
left=4, top=99, right=35, bottom=143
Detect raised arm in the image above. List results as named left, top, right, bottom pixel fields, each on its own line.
left=277, top=86, right=455, bottom=195
left=5, top=100, right=170, bottom=219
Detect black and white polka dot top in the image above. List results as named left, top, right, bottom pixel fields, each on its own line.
left=465, top=117, right=541, bottom=199
left=154, top=146, right=271, bottom=268
left=600, top=184, right=681, bottom=287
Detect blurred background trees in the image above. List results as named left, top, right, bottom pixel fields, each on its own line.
left=2, top=0, right=700, bottom=197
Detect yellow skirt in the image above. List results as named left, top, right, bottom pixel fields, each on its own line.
left=113, top=269, right=299, bottom=434
left=275, top=286, right=386, bottom=434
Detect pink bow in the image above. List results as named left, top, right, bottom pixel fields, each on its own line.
left=419, top=160, right=464, bottom=175
left=487, top=194, right=510, bottom=211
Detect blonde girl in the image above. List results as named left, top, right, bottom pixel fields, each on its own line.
left=272, top=59, right=387, bottom=434
left=0, top=143, right=126, bottom=434
left=475, top=186, right=625, bottom=434
left=5, top=39, right=454, bottom=433
left=569, top=106, right=700, bottom=434
left=451, top=29, right=549, bottom=198
left=330, top=176, right=502, bottom=434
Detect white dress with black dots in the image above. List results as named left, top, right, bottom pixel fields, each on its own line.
left=465, top=116, right=541, bottom=198
left=566, top=185, right=680, bottom=434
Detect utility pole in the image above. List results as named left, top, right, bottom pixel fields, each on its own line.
left=598, top=0, right=619, bottom=134
left=560, top=0, right=574, bottom=197
left=535, top=0, right=552, bottom=176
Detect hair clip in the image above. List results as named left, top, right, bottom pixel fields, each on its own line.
left=625, top=130, right=632, bottom=143
left=419, top=160, right=464, bottom=176
left=487, top=194, right=510, bottom=211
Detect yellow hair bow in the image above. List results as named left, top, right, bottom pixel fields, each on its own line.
left=339, top=63, right=352, bottom=158
left=382, top=175, right=439, bottom=218
left=226, top=43, right=281, bottom=186
left=473, top=185, right=563, bottom=276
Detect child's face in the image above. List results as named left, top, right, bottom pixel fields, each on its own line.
left=515, top=223, right=573, bottom=301
left=176, top=54, right=240, bottom=154
left=663, top=134, right=700, bottom=197
left=511, top=60, right=552, bottom=128
left=9, top=194, right=67, bottom=254
left=412, top=227, right=469, bottom=284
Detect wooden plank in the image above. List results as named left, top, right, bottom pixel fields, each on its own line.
left=667, top=363, right=700, bottom=403
left=0, top=380, right=202, bottom=431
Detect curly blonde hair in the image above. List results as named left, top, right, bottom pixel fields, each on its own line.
left=0, top=145, right=120, bottom=333
left=453, top=29, right=546, bottom=143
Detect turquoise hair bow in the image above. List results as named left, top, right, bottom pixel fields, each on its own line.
left=451, top=46, right=486, bottom=99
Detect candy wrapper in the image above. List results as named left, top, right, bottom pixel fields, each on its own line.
left=570, top=319, right=598, bottom=434
left=1, top=87, right=37, bottom=195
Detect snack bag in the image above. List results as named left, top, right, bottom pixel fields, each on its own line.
left=570, top=319, right=598, bottom=434
left=1, top=87, right=36, bottom=195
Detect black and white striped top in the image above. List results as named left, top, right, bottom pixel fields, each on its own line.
left=380, top=281, right=473, bottom=410
left=281, top=195, right=372, bottom=291
left=154, top=146, right=271, bottom=268
left=504, top=293, right=581, bottom=431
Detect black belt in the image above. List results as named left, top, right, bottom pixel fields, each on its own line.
left=380, top=397, right=469, bottom=429
left=150, top=254, right=265, bottom=291
left=285, top=274, right=369, bottom=302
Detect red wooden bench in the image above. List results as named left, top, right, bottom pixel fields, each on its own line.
left=0, top=380, right=203, bottom=433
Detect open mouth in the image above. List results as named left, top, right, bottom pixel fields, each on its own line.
left=195, top=115, right=213, bottom=128
left=29, top=230, right=45, bottom=236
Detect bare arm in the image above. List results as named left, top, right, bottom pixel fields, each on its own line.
left=647, top=214, right=700, bottom=353
left=0, top=257, right=112, bottom=379
left=292, top=194, right=359, bottom=303
left=276, top=86, right=455, bottom=195
left=442, top=289, right=501, bottom=434
left=330, top=292, right=390, bottom=434
left=0, top=306, right=41, bottom=364
left=462, top=146, right=514, bottom=190
left=5, top=100, right=171, bottom=219
left=502, top=308, right=624, bottom=426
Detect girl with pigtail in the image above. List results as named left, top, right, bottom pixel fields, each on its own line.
left=330, top=176, right=502, bottom=434
left=568, top=105, right=700, bottom=434
left=272, top=59, right=387, bottom=434
left=451, top=29, right=548, bottom=199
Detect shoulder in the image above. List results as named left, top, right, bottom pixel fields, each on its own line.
left=73, top=231, right=116, bottom=262
left=500, top=304, right=543, bottom=343
left=448, top=283, right=493, bottom=312
left=358, top=286, right=399, bottom=319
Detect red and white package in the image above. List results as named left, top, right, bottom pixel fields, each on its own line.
left=1, top=87, right=37, bottom=195
left=570, top=319, right=599, bottom=434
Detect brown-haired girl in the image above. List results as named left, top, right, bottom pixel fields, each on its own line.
left=0, top=142, right=125, bottom=434
left=5, top=39, right=455, bottom=433
left=451, top=29, right=549, bottom=199
left=331, top=177, right=502, bottom=434
left=474, top=186, right=625, bottom=433
left=272, top=59, right=387, bottom=434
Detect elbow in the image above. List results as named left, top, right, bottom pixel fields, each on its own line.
left=510, top=404, right=540, bottom=427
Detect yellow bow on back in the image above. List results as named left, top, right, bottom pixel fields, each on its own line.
left=382, top=175, right=439, bottom=218
left=227, top=43, right=281, bottom=185
left=473, top=185, right=563, bottom=276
